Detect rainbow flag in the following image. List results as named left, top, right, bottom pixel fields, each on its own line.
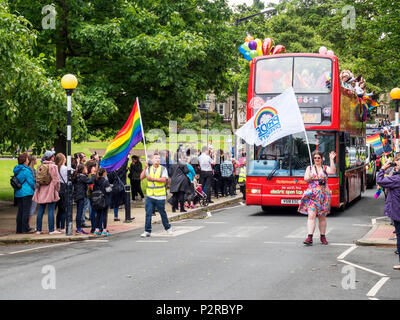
left=100, top=98, right=144, bottom=172
left=366, top=133, right=384, bottom=156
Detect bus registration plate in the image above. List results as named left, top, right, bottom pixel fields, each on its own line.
left=281, top=199, right=300, bottom=205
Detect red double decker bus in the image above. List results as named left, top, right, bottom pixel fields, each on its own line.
left=245, top=53, right=366, bottom=211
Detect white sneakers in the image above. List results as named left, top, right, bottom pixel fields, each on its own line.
left=140, top=231, right=151, bottom=238
left=140, top=228, right=173, bottom=237
left=49, top=230, right=62, bottom=235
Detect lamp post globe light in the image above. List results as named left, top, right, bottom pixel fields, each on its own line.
left=390, top=88, right=400, bottom=155
left=61, top=74, right=78, bottom=236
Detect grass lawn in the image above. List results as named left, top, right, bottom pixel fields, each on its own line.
left=0, top=160, right=17, bottom=201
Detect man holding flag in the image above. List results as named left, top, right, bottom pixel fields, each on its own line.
left=139, top=153, right=172, bottom=237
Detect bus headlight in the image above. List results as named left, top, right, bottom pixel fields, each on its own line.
left=247, top=188, right=261, bottom=194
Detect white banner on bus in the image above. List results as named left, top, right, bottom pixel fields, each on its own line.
left=235, top=87, right=306, bottom=147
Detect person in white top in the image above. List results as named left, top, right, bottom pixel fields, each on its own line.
left=198, top=146, right=215, bottom=203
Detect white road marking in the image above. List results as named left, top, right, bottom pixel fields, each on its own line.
left=329, top=243, right=355, bottom=246
left=264, top=241, right=296, bottom=245
left=337, top=245, right=358, bottom=260
left=214, top=226, right=267, bottom=238
left=204, top=221, right=227, bottom=224
left=136, top=240, right=169, bottom=243
left=84, top=239, right=109, bottom=243
left=338, top=260, right=387, bottom=277
left=8, top=242, right=73, bottom=255
left=285, top=227, right=332, bottom=239
left=200, top=240, right=233, bottom=244
left=367, top=277, right=390, bottom=297
left=151, top=226, right=204, bottom=237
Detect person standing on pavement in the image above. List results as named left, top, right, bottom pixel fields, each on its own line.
left=55, top=153, right=68, bottom=232
left=13, top=153, right=36, bottom=233
left=93, top=167, right=112, bottom=236
left=72, top=164, right=95, bottom=234
left=298, top=150, right=336, bottom=245
left=140, top=154, right=172, bottom=237
left=376, top=157, right=400, bottom=270
left=198, top=146, right=215, bottom=204
left=108, top=159, right=128, bottom=222
left=221, top=152, right=235, bottom=197
left=238, top=159, right=247, bottom=201
left=169, top=155, right=190, bottom=213
left=33, top=151, right=61, bottom=235
left=27, top=154, right=38, bottom=230
left=128, top=155, right=145, bottom=202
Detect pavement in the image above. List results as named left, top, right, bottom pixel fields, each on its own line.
left=356, top=216, right=397, bottom=247
left=0, top=194, right=243, bottom=244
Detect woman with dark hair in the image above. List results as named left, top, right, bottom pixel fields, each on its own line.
left=55, top=153, right=67, bottom=232
left=128, top=155, right=144, bottom=202
left=13, top=153, right=36, bottom=233
left=93, top=167, right=112, bottom=236
left=72, top=163, right=94, bottom=234
left=298, top=150, right=336, bottom=245
left=108, top=159, right=128, bottom=221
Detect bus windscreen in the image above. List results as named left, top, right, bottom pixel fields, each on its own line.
left=248, top=131, right=337, bottom=177
left=255, top=57, right=332, bottom=94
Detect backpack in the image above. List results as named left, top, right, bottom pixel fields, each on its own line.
left=92, top=190, right=106, bottom=210
left=10, top=175, right=22, bottom=190
left=36, top=164, right=52, bottom=185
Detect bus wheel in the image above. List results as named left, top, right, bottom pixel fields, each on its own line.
left=261, top=206, right=269, bottom=213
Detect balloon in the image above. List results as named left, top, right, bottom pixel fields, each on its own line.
left=256, top=47, right=263, bottom=56
left=249, top=61, right=253, bottom=68
left=239, top=44, right=247, bottom=55
left=269, top=46, right=274, bottom=55
left=249, top=50, right=258, bottom=59
left=244, top=51, right=252, bottom=61
left=319, top=46, right=328, bottom=54
left=262, top=38, right=274, bottom=55
left=248, top=40, right=257, bottom=50
left=327, top=49, right=334, bottom=56
left=245, top=35, right=254, bottom=42
left=272, top=45, right=286, bottom=55
left=255, top=38, right=262, bottom=49
left=243, top=42, right=250, bottom=51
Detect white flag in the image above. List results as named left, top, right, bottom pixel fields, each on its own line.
left=235, top=87, right=305, bottom=147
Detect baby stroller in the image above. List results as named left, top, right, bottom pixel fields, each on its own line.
left=194, top=185, right=209, bottom=207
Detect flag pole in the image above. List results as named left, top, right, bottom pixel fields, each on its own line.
left=136, top=97, right=148, bottom=161
left=304, top=130, right=313, bottom=168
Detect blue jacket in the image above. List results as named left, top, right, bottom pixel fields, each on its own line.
left=186, top=164, right=196, bottom=182
left=13, top=165, right=36, bottom=198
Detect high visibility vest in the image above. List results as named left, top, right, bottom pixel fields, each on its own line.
left=146, top=165, right=166, bottom=197
left=238, top=167, right=246, bottom=183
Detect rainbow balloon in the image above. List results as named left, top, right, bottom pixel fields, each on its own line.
left=100, top=98, right=144, bottom=172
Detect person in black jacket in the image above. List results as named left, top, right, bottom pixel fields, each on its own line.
left=72, top=164, right=94, bottom=234
left=108, top=159, right=128, bottom=221
left=93, top=168, right=112, bottom=236
left=169, top=156, right=190, bottom=213
left=128, top=155, right=144, bottom=202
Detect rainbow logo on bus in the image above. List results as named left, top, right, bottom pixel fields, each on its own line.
left=254, top=106, right=281, bottom=141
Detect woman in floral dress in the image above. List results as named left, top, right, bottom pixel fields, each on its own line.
left=298, top=150, right=336, bottom=245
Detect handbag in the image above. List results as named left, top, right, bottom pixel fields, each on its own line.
left=112, top=173, right=125, bottom=193
left=92, top=190, right=107, bottom=210
left=10, top=175, right=22, bottom=190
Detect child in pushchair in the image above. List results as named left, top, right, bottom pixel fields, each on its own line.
left=194, top=184, right=209, bottom=207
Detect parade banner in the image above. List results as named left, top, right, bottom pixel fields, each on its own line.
left=235, top=87, right=305, bottom=147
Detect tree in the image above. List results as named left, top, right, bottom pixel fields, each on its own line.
left=8, top=0, right=238, bottom=153
left=0, top=0, right=86, bottom=154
